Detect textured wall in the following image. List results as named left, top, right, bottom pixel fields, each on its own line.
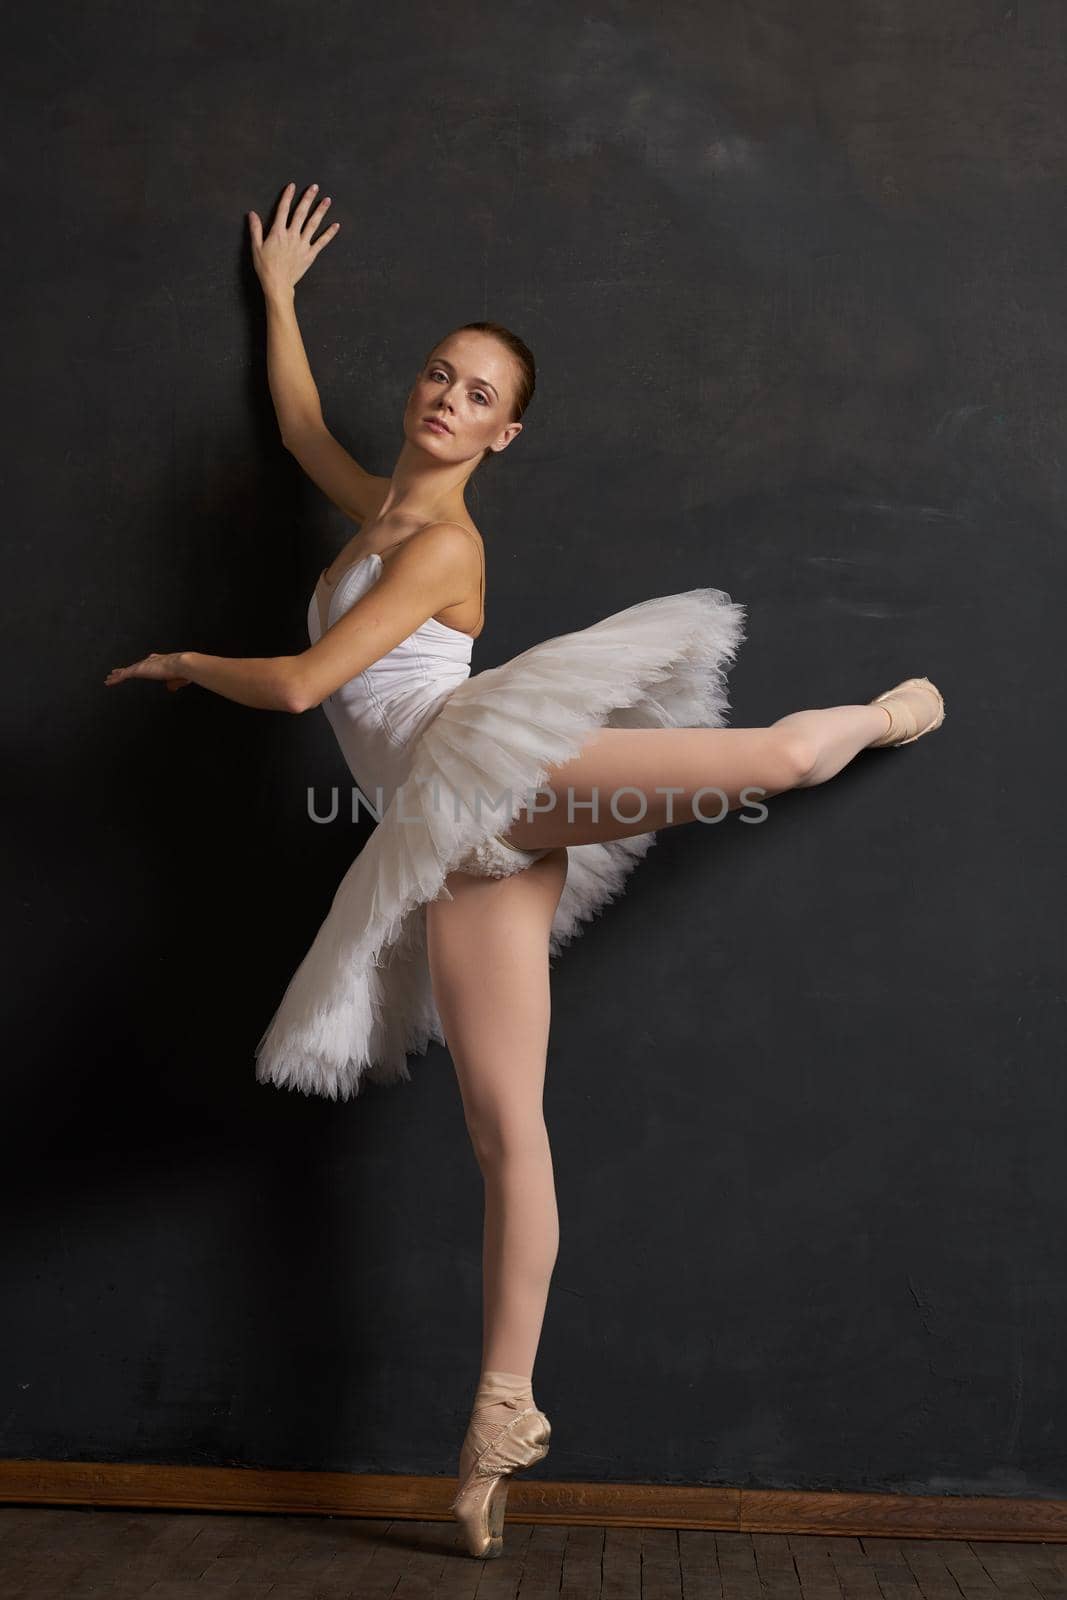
left=4, top=0, right=1065, bottom=1497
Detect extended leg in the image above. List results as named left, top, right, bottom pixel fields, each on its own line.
left=499, top=705, right=891, bottom=852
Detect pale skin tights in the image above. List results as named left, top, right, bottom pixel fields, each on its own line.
left=424, top=696, right=903, bottom=1470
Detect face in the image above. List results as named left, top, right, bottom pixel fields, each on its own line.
left=406, top=331, right=524, bottom=463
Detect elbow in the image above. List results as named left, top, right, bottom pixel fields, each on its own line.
left=285, top=685, right=318, bottom=715
left=279, top=660, right=318, bottom=716
left=281, top=417, right=326, bottom=454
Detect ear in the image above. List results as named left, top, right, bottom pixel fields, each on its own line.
left=491, top=420, right=523, bottom=453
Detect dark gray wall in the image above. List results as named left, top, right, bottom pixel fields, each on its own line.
left=4, top=0, right=1065, bottom=1500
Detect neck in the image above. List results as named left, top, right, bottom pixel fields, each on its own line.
left=375, top=439, right=474, bottom=526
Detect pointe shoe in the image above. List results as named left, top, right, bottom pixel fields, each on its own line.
left=867, top=676, right=946, bottom=748
left=449, top=1397, right=552, bottom=1559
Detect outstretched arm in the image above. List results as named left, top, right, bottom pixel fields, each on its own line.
left=104, top=524, right=478, bottom=712
left=105, top=650, right=303, bottom=711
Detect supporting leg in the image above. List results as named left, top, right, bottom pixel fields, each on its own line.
left=425, top=849, right=569, bottom=1477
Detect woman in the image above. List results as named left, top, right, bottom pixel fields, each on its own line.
left=106, top=181, right=946, bottom=1559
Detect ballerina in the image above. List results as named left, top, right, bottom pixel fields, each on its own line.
left=105, top=179, right=945, bottom=1559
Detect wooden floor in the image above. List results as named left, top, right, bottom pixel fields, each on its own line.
left=2, top=1506, right=1067, bottom=1599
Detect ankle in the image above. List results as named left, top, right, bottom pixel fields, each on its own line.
left=458, top=1369, right=538, bottom=1490
left=472, top=1367, right=536, bottom=1413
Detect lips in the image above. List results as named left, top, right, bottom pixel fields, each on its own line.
left=423, top=416, right=451, bottom=434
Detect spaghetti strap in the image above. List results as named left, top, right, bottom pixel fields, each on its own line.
left=476, top=537, right=484, bottom=631
left=433, top=520, right=484, bottom=634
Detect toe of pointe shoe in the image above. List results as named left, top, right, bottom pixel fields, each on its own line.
left=450, top=1473, right=510, bottom=1559
left=868, top=676, right=946, bottom=747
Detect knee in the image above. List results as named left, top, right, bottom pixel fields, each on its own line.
left=771, top=729, right=819, bottom=788
left=771, top=732, right=825, bottom=787
left=466, top=1113, right=550, bottom=1173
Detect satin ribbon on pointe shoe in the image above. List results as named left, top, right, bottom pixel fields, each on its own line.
left=867, top=676, right=946, bottom=747
left=449, top=1393, right=552, bottom=1557
left=455, top=1398, right=551, bottom=1485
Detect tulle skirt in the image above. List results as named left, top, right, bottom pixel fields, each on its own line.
left=254, top=584, right=747, bottom=1101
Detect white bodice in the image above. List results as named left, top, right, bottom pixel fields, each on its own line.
left=308, top=554, right=474, bottom=812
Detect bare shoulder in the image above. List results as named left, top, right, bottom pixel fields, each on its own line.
left=394, top=518, right=484, bottom=572
left=382, top=519, right=485, bottom=635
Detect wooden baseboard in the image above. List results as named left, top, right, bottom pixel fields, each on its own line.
left=2, top=1460, right=1065, bottom=1543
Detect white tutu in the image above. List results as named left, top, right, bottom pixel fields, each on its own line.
left=254, top=584, right=746, bottom=1101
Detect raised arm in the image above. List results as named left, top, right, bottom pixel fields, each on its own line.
left=249, top=182, right=386, bottom=521
left=282, top=419, right=389, bottom=524
left=289, top=523, right=478, bottom=712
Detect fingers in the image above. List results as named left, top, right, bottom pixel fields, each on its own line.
left=265, top=181, right=337, bottom=232
left=270, top=181, right=295, bottom=230
left=311, top=220, right=340, bottom=253
left=105, top=664, right=184, bottom=687
left=104, top=653, right=167, bottom=686
left=250, top=183, right=339, bottom=259
left=296, top=186, right=340, bottom=245
left=292, top=181, right=320, bottom=228
left=304, top=194, right=332, bottom=234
